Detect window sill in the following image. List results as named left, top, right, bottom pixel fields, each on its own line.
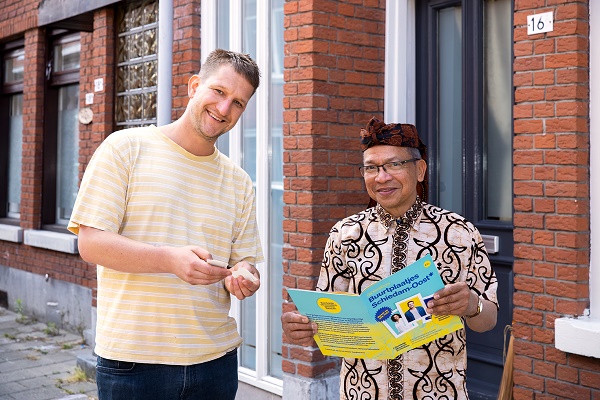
left=555, top=315, right=600, bottom=359
left=0, top=224, right=24, bottom=243
left=24, top=229, right=78, bottom=254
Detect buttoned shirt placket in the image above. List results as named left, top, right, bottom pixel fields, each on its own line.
left=377, top=199, right=423, bottom=400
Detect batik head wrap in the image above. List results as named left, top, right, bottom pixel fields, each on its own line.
left=360, top=117, right=428, bottom=206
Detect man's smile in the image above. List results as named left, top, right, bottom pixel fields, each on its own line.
left=207, top=110, right=225, bottom=122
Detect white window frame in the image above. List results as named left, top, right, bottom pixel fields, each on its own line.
left=555, top=3, right=600, bottom=358
left=202, top=0, right=284, bottom=394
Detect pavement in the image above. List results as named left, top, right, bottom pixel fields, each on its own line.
left=0, top=306, right=98, bottom=400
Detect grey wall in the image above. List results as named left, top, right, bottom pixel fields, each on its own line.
left=0, top=264, right=92, bottom=336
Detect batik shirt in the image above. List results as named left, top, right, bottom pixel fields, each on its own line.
left=316, top=199, right=498, bottom=400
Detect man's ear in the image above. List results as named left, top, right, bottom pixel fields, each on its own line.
left=188, top=75, right=201, bottom=98
left=416, top=159, right=427, bottom=182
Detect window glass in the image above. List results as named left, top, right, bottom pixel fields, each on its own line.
left=240, top=0, right=258, bottom=371
left=217, top=0, right=230, bottom=50
left=216, top=0, right=231, bottom=156
left=7, top=93, right=23, bottom=218
left=56, top=84, right=80, bottom=224
left=54, top=40, right=81, bottom=72
left=212, top=0, right=284, bottom=383
left=437, top=6, right=463, bottom=214
left=4, top=49, right=24, bottom=83
left=116, top=0, right=158, bottom=129
left=484, top=0, right=512, bottom=221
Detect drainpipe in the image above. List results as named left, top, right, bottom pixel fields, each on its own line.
left=157, top=0, right=173, bottom=126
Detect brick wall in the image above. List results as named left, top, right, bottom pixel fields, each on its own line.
left=78, top=8, right=115, bottom=174
left=0, top=0, right=199, bottom=309
left=172, top=0, right=201, bottom=119
left=282, top=0, right=385, bottom=379
left=76, top=9, right=118, bottom=304
left=513, top=0, right=600, bottom=397
left=0, top=5, right=112, bottom=301
left=0, top=0, right=39, bottom=39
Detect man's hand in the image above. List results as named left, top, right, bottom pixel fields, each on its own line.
left=426, top=281, right=498, bottom=332
left=224, top=261, right=260, bottom=300
left=167, top=246, right=232, bottom=285
left=78, top=226, right=232, bottom=285
left=281, top=311, right=317, bottom=346
left=425, top=282, right=475, bottom=317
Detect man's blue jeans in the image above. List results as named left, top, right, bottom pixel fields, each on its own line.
left=96, top=349, right=238, bottom=400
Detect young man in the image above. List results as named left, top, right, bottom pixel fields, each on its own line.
left=282, top=117, right=498, bottom=399
left=69, top=49, right=263, bottom=400
left=404, top=300, right=427, bottom=322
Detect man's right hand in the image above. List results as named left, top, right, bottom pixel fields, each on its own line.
left=169, top=246, right=231, bottom=285
left=281, top=311, right=317, bottom=346
left=78, top=225, right=231, bottom=285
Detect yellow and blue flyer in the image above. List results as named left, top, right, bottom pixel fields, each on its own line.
left=287, top=254, right=464, bottom=359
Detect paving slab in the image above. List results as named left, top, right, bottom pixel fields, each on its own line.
left=0, top=307, right=97, bottom=400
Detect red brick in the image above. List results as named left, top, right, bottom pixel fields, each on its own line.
left=514, top=72, right=534, bottom=86
left=547, top=379, right=591, bottom=399
left=546, top=280, right=587, bottom=298
left=534, top=166, right=556, bottom=181
left=514, top=309, right=544, bottom=326
left=580, top=370, right=600, bottom=389
left=514, top=228, right=533, bottom=244
left=533, top=294, right=555, bottom=311
left=556, top=101, right=587, bottom=117
left=556, top=68, right=589, bottom=84
left=533, top=360, right=556, bottom=378
left=514, top=370, right=545, bottom=390
left=546, top=85, right=589, bottom=101
left=514, top=275, right=544, bottom=292
left=514, top=56, right=545, bottom=72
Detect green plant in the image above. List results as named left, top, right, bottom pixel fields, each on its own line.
left=44, top=322, right=60, bottom=336
left=67, top=367, right=88, bottom=383
left=14, top=299, right=34, bottom=325
left=15, top=299, right=23, bottom=314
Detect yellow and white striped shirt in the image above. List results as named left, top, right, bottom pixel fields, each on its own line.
left=69, top=125, right=264, bottom=365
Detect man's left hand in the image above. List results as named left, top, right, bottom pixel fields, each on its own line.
left=426, top=282, right=475, bottom=317
left=224, top=261, right=260, bottom=300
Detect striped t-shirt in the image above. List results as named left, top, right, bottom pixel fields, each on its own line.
left=68, top=125, right=264, bottom=365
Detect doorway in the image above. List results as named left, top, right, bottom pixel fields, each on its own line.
left=415, top=0, right=514, bottom=397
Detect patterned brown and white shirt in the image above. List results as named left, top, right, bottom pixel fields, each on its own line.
left=317, top=199, right=498, bottom=400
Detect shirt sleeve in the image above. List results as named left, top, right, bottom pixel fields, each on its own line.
left=467, top=222, right=499, bottom=308
left=68, top=139, right=130, bottom=236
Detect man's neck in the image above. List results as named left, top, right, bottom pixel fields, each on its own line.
left=158, top=120, right=216, bottom=157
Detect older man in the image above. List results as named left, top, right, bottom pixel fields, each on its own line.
left=282, top=117, right=498, bottom=399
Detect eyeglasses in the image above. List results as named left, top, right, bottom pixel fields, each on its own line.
left=358, top=158, right=420, bottom=177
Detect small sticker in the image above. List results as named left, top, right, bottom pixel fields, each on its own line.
left=317, top=298, right=341, bottom=314
left=375, top=306, right=392, bottom=322
left=94, top=78, right=104, bottom=92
